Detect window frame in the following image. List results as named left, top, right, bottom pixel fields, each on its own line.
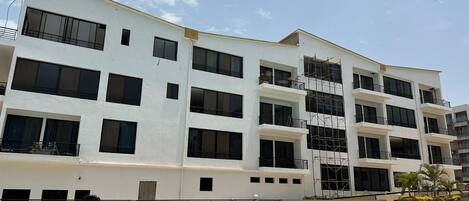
left=166, top=83, right=179, bottom=100
left=99, top=119, right=138, bottom=155
left=187, top=128, right=242, bottom=160
left=199, top=177, right=213, bottom=191
left=121, top=29, right=130, bottom=46
left=192, top=46, right=243, bottom=78
left=106, top=73, right=143, bottom=106
left=383, top=76, right=413, bottom=99
left=153, top=36, right=178, bottom=61
left=190, top=87, right=243, bottom=118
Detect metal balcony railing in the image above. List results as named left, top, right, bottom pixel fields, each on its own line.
left=259, top=116, right=307, bottom=129
left=23, top=30, right=104, bottom=50
left=425, top=128, right=456, bottom=136
left=355, top=115, right=389, bottom=125
left=429, top=157, right=459, bottom=165
left=0, top=139, right=80, bottom=156
left=422, top=97, right=451, bottom=108
left=358, top=150, right=396, bottom=160
left=0, top=82, right=6, bottom=95
left=259, top=76, right=305, bottom=90
left=259, top=157, right=308, bottom=169
left=353, top=82, right=385, bottom=93
left=0, top=26, right=17, bottom=40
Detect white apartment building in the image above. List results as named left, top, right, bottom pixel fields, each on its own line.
left=0, top=0, right=460, bottom=200
left=448, top=105, right=469, bottom=184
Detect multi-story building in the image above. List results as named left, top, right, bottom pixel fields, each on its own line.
left=0, top=0, right=460, bottom=200
left=448, top=105, right=469, bottom=184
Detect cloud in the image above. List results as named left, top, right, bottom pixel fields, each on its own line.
left=257, top=8, right=272, bottom=20
left=160, top=9, right=182, bottom=23
left=205, top=18, right=248, bottom=36
left=182, top=0, right=198, bottom=7
left=0, top=19, right=17, bottom=29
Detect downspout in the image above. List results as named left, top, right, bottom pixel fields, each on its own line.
left=178, top=36, right=195, bottom=199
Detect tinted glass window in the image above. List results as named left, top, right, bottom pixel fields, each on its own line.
left=306, top=90, right=344, bottom=116
left=153, top=37, right=178, bottom=61
left=188, top=128, right=242, bottom=160
left=199, top=178, right=213, bottom=191
left=99, top=119, right=137, bottom=154
left=390, top=137, right=420, bottom=159
left=12, top=58, right=100, bottom=100
left=321, top=164, right=350, bottom=190
left=106, top=74, right=142, bottom=106
left=43, top=119, right=80, bottom=156
left=192, top=47, right=243, bottom=78
left=354, top=167, right=389, bottom=191
left=304, top=56, right=342, bottom=83
left=121, top=29, right=130, bottom=46
left=383, top=76, right=413, bottom=99
left=307, top=125, right=347, bottom=152
left=250, top=177, right=260, bottom=183
left=23, top=8, right=106, bottom=50
left=2, top=115, right=43, bottom=151
left=2, top=189, right=31, bottom=201
left=166, top=83, right=179, bottom=99
left=41, top=190, right=68, bottom=201
left=386, top=105, right=416, bottom=128
left=190, top=87, right=243, bottom=118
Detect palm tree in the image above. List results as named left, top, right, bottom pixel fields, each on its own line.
left=397, top=172, right=421, bottom=197
left=440, top=179, right=458, bottom=196
left=419, top=164, right=448, bottom=197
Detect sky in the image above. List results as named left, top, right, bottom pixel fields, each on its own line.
left=1, top=0, right=468, bottom=105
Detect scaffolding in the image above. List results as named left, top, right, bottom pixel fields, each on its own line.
left=303, top=55, right=352, bottom=199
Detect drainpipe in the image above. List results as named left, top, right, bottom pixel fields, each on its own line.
left=178, top=37, right=195, bottom=199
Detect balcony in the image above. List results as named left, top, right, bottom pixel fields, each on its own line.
left=357, top=151, right=397, bottom=167
left=259, top=157, right=309, bottom=174
left=0, top=26, right=17, bottom=41
left=259, top=117, right=309, bottom=138
left=424, top=128, right=457, bottom=143
left=258, top=76, right=307, bottom=102
left=420, top=99, right=452, bottom=115
left=354, top=116, right=393, bottom=135
left=353, top=83, right=392, bottom=103
left=429, top=157, right=462, bottom=170
left=0, top=139, right=80, bottom=157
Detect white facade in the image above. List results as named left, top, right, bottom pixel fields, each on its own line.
left=448, top=105, right=469, bottom=183
left=0, top=0, right=459, bottom=200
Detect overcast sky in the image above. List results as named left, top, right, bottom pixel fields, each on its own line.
left=1, top=0, right=469, bottom=105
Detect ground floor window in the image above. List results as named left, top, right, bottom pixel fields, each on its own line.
left=200, top=177, right=213, bottom=191
left=320, top=164, right=350, bottom=190
left=354, top=167, right=389, bottom=191
left=2, top=189, right=30, bottom=201
left=74, top=190, right=90, bottom=200
left=41, top=190, right=68, bottom=201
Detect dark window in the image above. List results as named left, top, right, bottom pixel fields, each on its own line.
left=428, top=145, right=443, bottom=164
left=2, top=189, right=31, bottom=201
left=456, top=111, right=467, bottom=122
left=320, top=164, right=350, bottom=190
left=353, top=74, right=374, bottom=90
left=99, top=119, right=137, bottom=154
left=44, top=119, right=80, bottom=156
left=390, top=137, right=420, bottom=159
left=354, top=167, right=389, bottom=191
left=192, top=47, right=243, bottom=78
left=199, top=178, right=213, bottom=191
left=22, top=7, right=106, bottom=50
left=386, top=105, right=416, bottom=128
left=106, top=74, right=142, bottom=106
left=260, top=66, right=273, bottom=84
left=279, top=178, right=288, bottom=184
left=355, top=104, right=378, bottom=123
left=166, top=83, right=179, bottom=100
left=383, top=76, right=413, bottom=99
left=305, top=90, right=344, bottom=116
left=190, top=87, right=242, bottom=118
left=265, top=177, right=274, bottom=183
left=250, top=177, right=260, bottom=183
left=259, top=140, right=296, bottom=168
left=420, top=89, right=435, bottom=104
left=358, top=136, right=380, bottom=159
left=187, top=128, right=242, bottom=160
left=74, top=190, right=90, bottom=200
left=121, top=29, right=130, bottom=46
left=304, top=56, right=342, bottom=83
left=424, top=117, right=439, bottom=133
left=41, top=190, right=68, bottom=201
left=259, top=102, right=293, bottom=127
left=12, top=58, right=100, bottom=100
left=1, top=115, right=43, bottom=152
left=293, top=179, right=301, bottom=184
left=307, top=125, right=347, bottom=152
left=153, top=37, right=178, bottom=61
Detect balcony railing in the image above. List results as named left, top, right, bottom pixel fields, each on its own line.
left=422, top=98, right=451, bottom=108
left=23, top=30, right=104, bottom=50
left=353, top=82, right=385, bottom=93
left=259, top=157, right=308, bottom=169
left=425, top=128, right=456, bottom=136
left=259, top=116, right=307, bottom=129
left=0, top=82, right=6, bottom=95
left=0, top=26, right=17, bottom=40
left=259, top=76, right=305, bottom=90
left=355, top=115, right=389, bottom=125
left=358, top=150, right=396, bottom=160
left=0, top=139, right=80, bottom=156
left=429, top=157, right=459, bottom=165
